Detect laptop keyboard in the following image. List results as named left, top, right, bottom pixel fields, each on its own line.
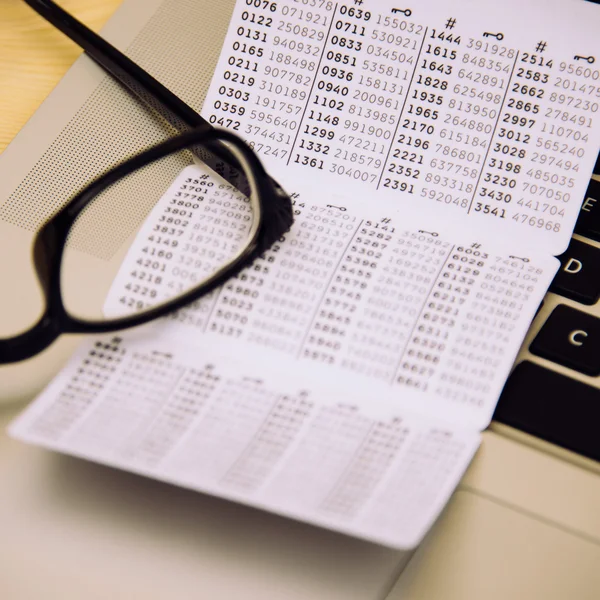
left=494, top=168, right=600, bottom=462
left=530, top=306, right=600, bottom=376
left=550, top=239, right=600, bottom=305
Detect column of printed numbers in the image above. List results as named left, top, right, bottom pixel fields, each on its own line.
left=297, top=212, right=369, bottom=366
left=339, top=225, right=441, bottom=381
left=168, top=378, right=279, bottom=482
left=392, top=239, right=458, bottom=392
left=248, top=1, right=334, bottom=162
left=245, top=201, right=352, bottom=354
left=469, top=45, right=539, bottom=221
left=293, top=4, right=398, bottom=182
left=124, top=365, right=219, bottom=467
left=198, top=203, right=359, bottom=352
left=220, top=392, right=314, bottom=491
left=318, top=417, right=408, bottom=518
left=433, top=246, right=495, bottom=405
left=116, top=175, right=249, bottom=328
left=206, top=1, right=280, bottom=134
left=277, top=1, right=336, bottom=166
left=306, top=6, right=418, bottom=184
left=69, top=351, right=183, bottom=455
left=426, top=37, right=515, bottom=212
left=284, top=3, right=356, bottom=176
left=203, top=202, right=347, bottom=345
left=435, top=253, right=537, bottom=406
left=29, top=339, right=124, bottom=441
left=514, top=58, right=597, bottom=231
left=313, top=218, right=394, bottom=369
left=203, top=242, right=274, bottom=340
left=118, top=176, right=212, bottom=314
left=265, top=403, right=372, bottom=510
left=363, top=429, right=466, bottom=536
left=378, top=20, right=453, bottom=196
left=166, top=182, right=253, bottom=330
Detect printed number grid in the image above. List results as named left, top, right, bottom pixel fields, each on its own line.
left=20, top=337, right=472, bottom=548
left=105, top=168, right=553, bottom=412
left=203, top=0, right=600, bottom=250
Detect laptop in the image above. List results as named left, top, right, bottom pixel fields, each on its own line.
left=1, top=0, right=599, bottom=598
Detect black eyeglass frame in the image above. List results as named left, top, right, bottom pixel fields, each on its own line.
left=0, top=1, right=294, bottom=364
left=0, top=128, right=291, bottom=364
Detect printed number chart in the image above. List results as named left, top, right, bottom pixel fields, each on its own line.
left=204, top=0, right=600, bottom=253
left=11, top=334, right=479, bottom=549
left=8, top=164, right=557, bottom=549
left=100, top=167, right=558, bottom=430
left=10, top=0, right=600, bottom=549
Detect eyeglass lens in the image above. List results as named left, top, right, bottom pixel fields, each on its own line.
left=60, top=147, right=256, bottom=325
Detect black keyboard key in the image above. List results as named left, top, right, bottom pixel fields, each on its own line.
left=530, top=305, right=600, bottom=376
left=574, top=179, right=600, bottom=242
left=494, top=362, right=600, bottom=462
left=550, top=239, right=600, bottom=305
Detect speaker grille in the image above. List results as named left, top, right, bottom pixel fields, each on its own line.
left=0, top=0, right=233, bottom=260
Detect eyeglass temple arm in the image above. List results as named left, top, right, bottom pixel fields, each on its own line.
left=0, top=319, right=59, bottom=364
left=23, top=0, right=294, bottom=245
left=22, top=0, right=245, bottom=176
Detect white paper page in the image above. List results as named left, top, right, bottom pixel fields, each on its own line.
left=9, top=160, right=549, bottom=548
left=101, top=165, right=557, bottom=430
left=202, top=0, right=600, bottom=254
left=9, top=332, right=479, bottom=550
left=10, top=0, right=598, bottom=551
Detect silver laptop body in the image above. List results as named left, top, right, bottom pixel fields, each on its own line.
left=1, top=1, right=599, bottom=598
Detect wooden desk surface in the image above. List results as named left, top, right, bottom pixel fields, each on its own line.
left=0, top=0, right=122, bottom=153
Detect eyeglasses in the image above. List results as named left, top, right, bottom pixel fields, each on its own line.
left=0, top=0, right=293, bottom=365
